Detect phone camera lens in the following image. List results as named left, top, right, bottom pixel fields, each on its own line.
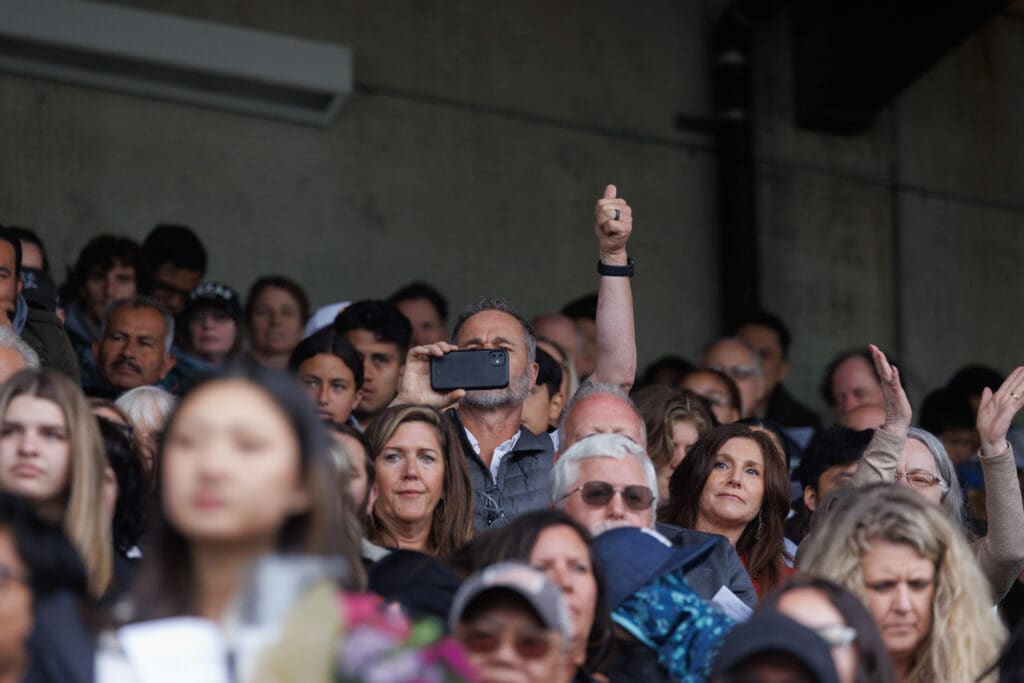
left=490, top=352, right=503, bottom=366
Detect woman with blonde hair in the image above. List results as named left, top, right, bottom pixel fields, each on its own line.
left=852, top=344, right=1024, bottom=600
left=0, top=368, right=113, bottom=597
left=364, top=404, right=473, bottom=560
left=798, top=483, right=1005, bottom=683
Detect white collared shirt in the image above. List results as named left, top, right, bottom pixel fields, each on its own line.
left=464, top=427, right=522, bottom=481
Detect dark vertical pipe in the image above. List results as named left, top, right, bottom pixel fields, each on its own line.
left=714, top=4, right=758, bottom=333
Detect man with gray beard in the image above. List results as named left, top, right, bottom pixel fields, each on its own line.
left=394, top=184, right=638, bottom=529
left=395, top=297, right=554, bottom=530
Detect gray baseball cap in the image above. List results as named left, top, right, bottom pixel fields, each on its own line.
left=448, top=562, right=571, bottom=641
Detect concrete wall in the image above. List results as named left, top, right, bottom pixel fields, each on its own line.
left=1, top=1, right=1022, bottom=418
left=0, top=0, right=724, bottom=373
left=754, top=8, right=1024, bottom=413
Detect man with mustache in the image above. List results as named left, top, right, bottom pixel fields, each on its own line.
left=86, top=296, right=177, bottom=398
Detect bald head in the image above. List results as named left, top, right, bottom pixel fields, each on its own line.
left=559, top=389, right=646, bottom=453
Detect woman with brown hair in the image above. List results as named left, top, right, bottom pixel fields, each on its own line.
left=364, top=404, right=473, bottom=559
left=632, top=385, right=716, bottom=505
left=659, top=422, right=792, bottom=598
left=244, top=275, right=309, bottom=370
left=0, top=368, right=113, bottom=597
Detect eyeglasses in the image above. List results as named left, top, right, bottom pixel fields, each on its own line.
left=561, top=481, right=654, bottom=511
left=814, top=623, right=857, bottom=648
left=458, top=625, right=555, bottom=659
left=894, top=469, right=943, bottom=489
left=709, top=364, right=759, bottom=381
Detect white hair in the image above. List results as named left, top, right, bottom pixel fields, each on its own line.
left=0, top=326, right=39, bottom=369
left=550, top=433, right=659, bottom=512
left=115, top=385, right=177, bottom=433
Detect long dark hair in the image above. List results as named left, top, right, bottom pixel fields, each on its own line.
left=363, top=404, right=473, bottom=560
left=463, top=509, right=614, bottom=675
left=130, top=362, right=363, bottom=621
left=96, top=417, right=149, bottom=554
left=659, top=422, right=791, bottom=597
left=760, top=576, right=896, bottom=683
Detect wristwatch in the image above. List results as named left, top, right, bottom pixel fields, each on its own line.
left=597, top=257, right=634, bottom=277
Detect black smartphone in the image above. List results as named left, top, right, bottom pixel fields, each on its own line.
left=430, top=349, right=510, bottom=391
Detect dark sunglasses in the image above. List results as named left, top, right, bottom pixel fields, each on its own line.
left=459, top=626, right=554, bottom=659
left=562, top=480, right=654, bottom=511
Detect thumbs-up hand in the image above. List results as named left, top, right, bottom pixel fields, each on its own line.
left=594, top=183, right=632, bottom=266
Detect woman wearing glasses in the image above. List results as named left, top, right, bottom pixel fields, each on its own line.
left=363, top=404, right=473, bottom=560
left=659, top=422, right=793, bottom=598
left=850, top=345, right=1024, bottom=601
left=799, top=484, right=1004, bottom=683
left=760, top=576, right=896, bottom=683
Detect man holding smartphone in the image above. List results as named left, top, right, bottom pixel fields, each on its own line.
left=393, top=184, right=638, bottom=529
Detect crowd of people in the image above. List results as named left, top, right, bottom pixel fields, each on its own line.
left=0, top=182, right=1022, bottom=682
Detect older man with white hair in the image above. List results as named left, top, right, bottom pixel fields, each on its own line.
left=552, top=433, right=658, bottom=533
left=116, top=385, right=177, bottom=470
left=553, top=415, right=758, bottom=610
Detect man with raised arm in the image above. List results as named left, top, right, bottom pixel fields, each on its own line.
left=393, top=184, right=638, bottom=529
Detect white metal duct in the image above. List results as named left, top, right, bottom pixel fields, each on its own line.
left=0, top=0, right=353, bottom=126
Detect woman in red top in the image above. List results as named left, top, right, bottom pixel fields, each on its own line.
left=659, top=422, right=793, bottom=598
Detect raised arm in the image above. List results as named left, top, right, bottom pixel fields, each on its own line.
left=589, top=184, right=637, bottom=392
left=851, top=344, right=911, bottom=486
left=972, top=367, right=1024, bottom=600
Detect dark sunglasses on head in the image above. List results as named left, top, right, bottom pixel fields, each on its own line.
left=459, top=625, right=554, bottom=659
left=562, top=480, right=654, bottom=511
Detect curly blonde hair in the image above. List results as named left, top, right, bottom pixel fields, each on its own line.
left=798, top=484, right=1005, bottom=683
